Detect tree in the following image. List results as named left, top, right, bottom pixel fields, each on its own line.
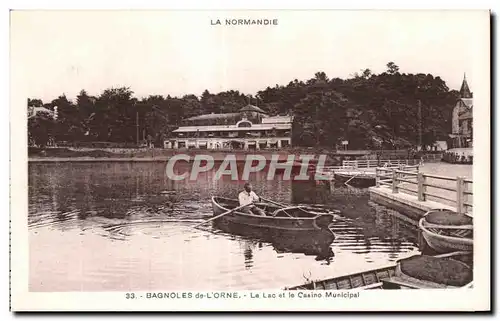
left=361, top=68, right=372, bottom=79
left=28, top=98, right=43, bottom=107
left=28, top=110, right=55, bottom=147
left=314, top=71, right=329, bottom=83
left=386, top=62, right=400, bottom=75
left=76, top=90, right=96, bottom=139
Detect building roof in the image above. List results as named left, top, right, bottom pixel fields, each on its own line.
left=28, top=106, right=54, bottom=118
left=240, top=104, right=267, bottom=114
left=460, top=98, right=473, bottom=109
left=183, top=113, right=240, bottom=122
left=261, top=115, right=293, bottom=124
left=172, top=123, right=291, bottom=133
left=459, top=73, right=472, bottom=98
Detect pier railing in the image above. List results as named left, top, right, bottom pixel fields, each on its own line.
left=342, top=159, right=420, bottom=169
left=422, top=153, right=443, bottom=162
left=318, top=160, right=417, bottom=174
left=375, top=167, right=473, bottom=215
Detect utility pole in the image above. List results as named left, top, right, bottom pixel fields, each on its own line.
left=136, top=111, right=139, bottom=147
left=418, top=100, right=422, bottom=151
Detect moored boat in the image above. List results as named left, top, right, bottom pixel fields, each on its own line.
left=381, top=252, right=473, bottom=289
left=286, top=264, right=396, bottom=290
left=333, top=172, right=376, bottom=188
left=211, top=197, right=336, bottom=232
left=285, top=251, right=473, bottom=290
left=419, top=209, right=473, bottom=253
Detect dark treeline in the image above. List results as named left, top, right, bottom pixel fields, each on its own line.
left=28, top=62, right=459, bottom=150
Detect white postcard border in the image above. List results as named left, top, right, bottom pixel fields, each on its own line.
left=9, top=8, right=492, bottom=312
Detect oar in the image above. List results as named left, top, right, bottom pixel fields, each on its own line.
left=344, top=171, right=360, bottom=186
left=259, top=197, right=288, bottom=208
left=192, top=203, right=251, bottom=228
left=260, top=197, right=341, bottom=214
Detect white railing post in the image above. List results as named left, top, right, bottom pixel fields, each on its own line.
left=417, top=172, right=425, bottom=201
left=355, top=160, right=358, bottom=169
left=456, top=176, right=465, bottom=214
left=392, top=169, right=398, bottom=193
left=375, top=168, right=379, bottom=187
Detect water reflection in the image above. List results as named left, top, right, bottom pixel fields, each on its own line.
left=329, top=201, right=419, bottom=263
left=213, top=220, right=336, bottom=264
left=242, top=241, right=256, bottom=269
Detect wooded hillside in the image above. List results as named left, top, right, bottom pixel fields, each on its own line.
left=28, top=62, right=458, bottom=149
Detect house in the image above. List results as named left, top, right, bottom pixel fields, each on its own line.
left=449, top=74, right=473, bottom=148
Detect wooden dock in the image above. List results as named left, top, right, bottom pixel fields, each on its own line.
left=369, top=167, right=473, bottom=224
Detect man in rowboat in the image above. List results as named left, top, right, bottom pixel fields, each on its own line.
left=238, top=183, right=267, bottom=216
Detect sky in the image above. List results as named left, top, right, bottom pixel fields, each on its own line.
left=11, top=10, right=489, bottom=102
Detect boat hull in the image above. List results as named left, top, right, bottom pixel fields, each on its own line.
left=286, top=265, right=396, bottom=290
left=333, top=173, right=376, bottom=188
left=419, top=219, right=473, bottom=253
left=211, top=197, right=334, bottom=232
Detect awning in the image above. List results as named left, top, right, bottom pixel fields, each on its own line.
left=449, top=134, right=471, bottom=138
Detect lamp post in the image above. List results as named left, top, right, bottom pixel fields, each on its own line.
left=52, top=106, right=58, bottom=147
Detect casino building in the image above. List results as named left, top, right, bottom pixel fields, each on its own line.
left=165, top=105, right=293, bottom=150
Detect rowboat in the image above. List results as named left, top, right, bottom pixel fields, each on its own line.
left=286, top=264, right=396, bottom=290
left=286, top=251, right=473, bottom=290
left=333, top=172, right=376, bottom=188
left=419, top=209, right=473, bottom=254
left=211, top=197, right=336, bottom=232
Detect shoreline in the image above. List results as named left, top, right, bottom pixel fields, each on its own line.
left=27, top=147, right=445, bottom=163
left=28, top=157, right=173, bottom=163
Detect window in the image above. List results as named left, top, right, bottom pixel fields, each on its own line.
left=237, top=120, right=252, bottom=128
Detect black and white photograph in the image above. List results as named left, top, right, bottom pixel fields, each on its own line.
left=10, top=9, right=490, bottom=312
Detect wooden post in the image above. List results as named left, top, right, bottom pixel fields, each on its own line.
left=417, top=172, right=425, bottom=201
left=456, top=176, right=464, bottom=214
left=392, top=169, right=398, bottom=193
left=375, top=168, right=379, bottom=187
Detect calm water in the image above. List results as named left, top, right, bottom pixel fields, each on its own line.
left=28, top=161, right=471, bottom=291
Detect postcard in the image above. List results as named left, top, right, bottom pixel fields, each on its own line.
left=10, top=9, right=490, bottom=312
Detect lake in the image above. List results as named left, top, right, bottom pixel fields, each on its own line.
left=28, top=161, right=471, bottom=291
